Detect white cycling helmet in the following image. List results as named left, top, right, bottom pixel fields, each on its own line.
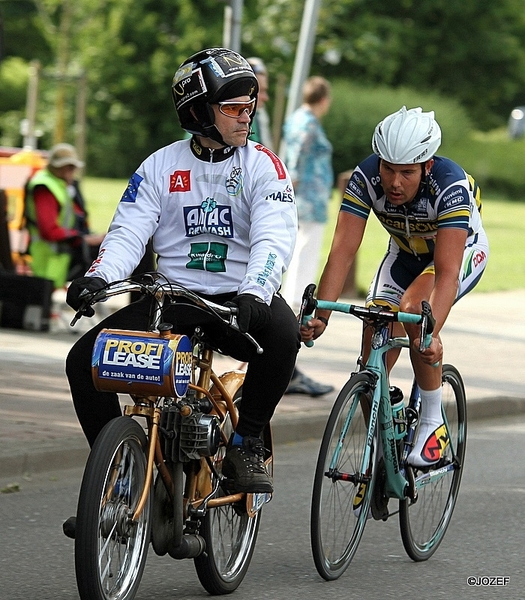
left=372, top=106, right=441, bottom=164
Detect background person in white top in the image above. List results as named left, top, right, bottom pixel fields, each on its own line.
left=281, top=76, right=334, bottom=397
left=248, top=60, right=333, bottom=398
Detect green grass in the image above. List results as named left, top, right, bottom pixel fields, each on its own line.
left=82, top=176, right=525, bottom=294
left=82, top=177, right=127, bottom=234
left=319, top=190, right=525, bottom=295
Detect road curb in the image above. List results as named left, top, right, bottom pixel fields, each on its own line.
left=2, top=395, right=524, bottom=480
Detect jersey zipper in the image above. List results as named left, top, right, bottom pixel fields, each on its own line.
left=202, top=148, right=216, bottom=272
left=403, top=205, right=420, bottom=258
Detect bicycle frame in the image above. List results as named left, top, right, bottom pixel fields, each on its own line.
left=315, top=300, right=425, bottom=501
left=123, top=345, right=246, bottom=523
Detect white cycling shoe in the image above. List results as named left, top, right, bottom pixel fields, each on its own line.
left=408, top=420, right=450, bottom=468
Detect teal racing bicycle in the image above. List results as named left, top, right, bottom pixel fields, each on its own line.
left=301, top=284, right=467, bottom=581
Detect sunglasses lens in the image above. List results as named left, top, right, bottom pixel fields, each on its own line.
left=219, top=101, right=254, bottom=117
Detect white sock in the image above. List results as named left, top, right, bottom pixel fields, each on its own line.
left=419, top=387, right=442, bottom=423
left=408, top=388, right=448, bottom=467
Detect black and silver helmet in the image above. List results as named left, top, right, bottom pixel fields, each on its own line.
left=172, top=47, right=258, bottom=144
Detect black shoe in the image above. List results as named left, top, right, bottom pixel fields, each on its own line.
left=222, top=436, right=273, bottom=493
left=285, top=371, right=334, bottom=397
left=63, top=516, right=76, bottom=539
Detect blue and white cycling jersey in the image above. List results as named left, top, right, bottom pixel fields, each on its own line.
left=342, top=154, right=484, bottom=256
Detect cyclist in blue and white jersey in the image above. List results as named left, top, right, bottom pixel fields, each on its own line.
left=301, top=106, right=488, bottom=468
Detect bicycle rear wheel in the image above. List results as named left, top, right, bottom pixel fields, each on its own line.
left=194, top=389, right=265, bottom=594
left=399, top=364, right=467, bottom=561
left=75, top=417, right=152, bottom=600
left=310, top=373, right=377, bottom=580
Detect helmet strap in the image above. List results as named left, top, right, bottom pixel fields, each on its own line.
left=190, top=104, right=226, bottom=145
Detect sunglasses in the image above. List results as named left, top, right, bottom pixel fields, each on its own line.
left=217, top=99, right=256, bottom=118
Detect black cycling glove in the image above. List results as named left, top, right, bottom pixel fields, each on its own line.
left=66, top=276, right=107, bottom=317
left=225, top=293, right=272, bottom=333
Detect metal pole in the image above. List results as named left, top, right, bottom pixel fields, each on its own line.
left=229, top=0, right=243, bottom=52
left=75, top=71, right=87, bottom=173
left=54, top=0, right=73, bottom=143
left=23, top=60, right=40, bottom=150
left=283, top=0, right=322, bottom=121
left=223, top=4, right=232, bottom=48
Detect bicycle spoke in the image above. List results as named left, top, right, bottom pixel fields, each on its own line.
left=399, top=365, right=466, bottom=561
left=75, top=418, right=152, bottom=600
left=194, top=391, right=263, bottom=595
left=311, top=374, right=376, bottom=580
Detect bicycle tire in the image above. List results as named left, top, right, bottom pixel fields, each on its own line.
left=75, top=417, right=152, bottom=600
left=399, top=364, right=467, bottom=561
left=194, top=388, right=265, bottom=594
left=310, top=372, right=378, bottom=580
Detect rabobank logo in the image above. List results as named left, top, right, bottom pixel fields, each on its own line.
left=184, top=198, right=233, bottom=238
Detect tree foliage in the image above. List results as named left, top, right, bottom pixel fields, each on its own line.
left=245, top=0, right=525, bottom=130
left=1, top=0, right=525, bottom=176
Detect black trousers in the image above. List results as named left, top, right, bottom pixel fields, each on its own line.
left=66, top=293, right=300, bottom=447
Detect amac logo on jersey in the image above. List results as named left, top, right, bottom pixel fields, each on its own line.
left=170, top=170, right=191, bottom=192
left=183, top=198, right=233, bottom=238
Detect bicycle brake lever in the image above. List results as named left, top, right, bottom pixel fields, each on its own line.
left=418, top=315, right=428, bottom=352
left=298, top=284, right=317, bottom=324
left=70, top=287, right=105, bottom=326
left=299, top=284, right=317, bottom=348
left=230, top=314, right=264, bottom=355
left=418, top=300, right=435, bottom=351
left=419, top=301, right=439, bottom=367
left=244, top=331, right=264, bottom=355
left=70, top=302, right=94, bottom=326
left=70, top=311, right=83, bottom=327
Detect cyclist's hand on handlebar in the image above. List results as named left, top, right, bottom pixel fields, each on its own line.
left=225, top=293, right=271, bottom=333
left=414, top=335, right=443, bottom=366
left=300, top=316, right=327, bottom=343
left=66, top=276, right=107, bottom=317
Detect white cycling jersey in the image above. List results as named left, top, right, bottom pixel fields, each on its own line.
left=87, top=137, right=297, bottom=304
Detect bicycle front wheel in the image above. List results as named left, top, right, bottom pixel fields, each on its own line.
left=399, top=364, right=467, bottom=561
left=310, top=373, right=377, bottom=581
left=194, top=389, right=264, bottom=594
left=75, top=417, right=152, bottom=600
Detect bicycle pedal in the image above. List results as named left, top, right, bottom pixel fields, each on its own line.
left=247, top=492, right=272, bottom=517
